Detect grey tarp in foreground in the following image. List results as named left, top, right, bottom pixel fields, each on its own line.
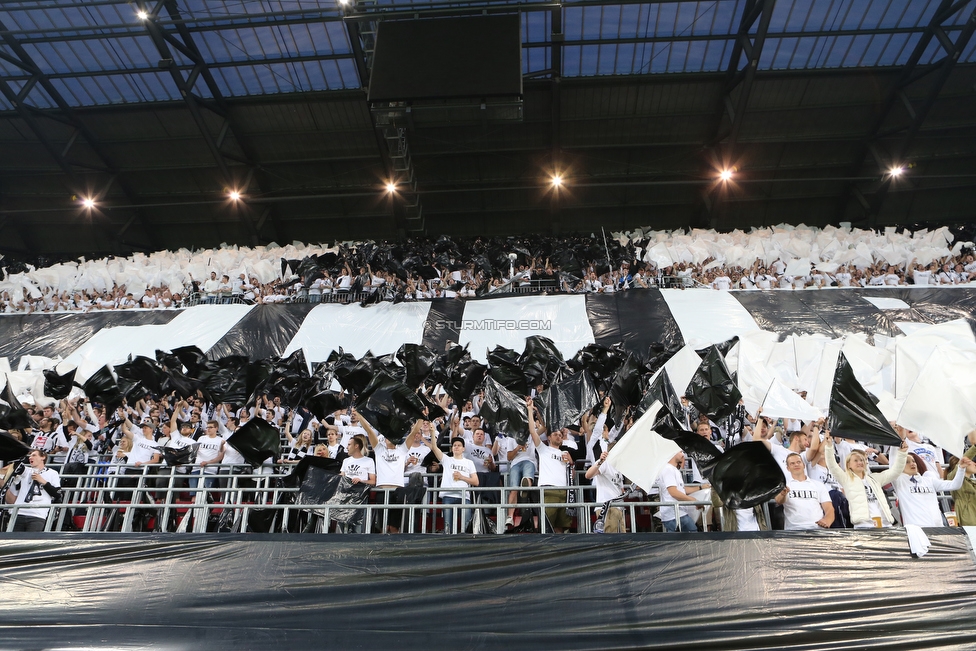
left=1, top=529, right=975, bottom=650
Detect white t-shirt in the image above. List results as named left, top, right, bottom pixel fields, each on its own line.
left=341, top=456, right=375, bottom=483
left=536, top=443, right=569, bottom=487
left=464, top=444, right=494, bottom=473
left=9, top=467, right=61, bottom=520
left=220, top=430, right=246, bottom=465
left=439, top=456, right=476, bottom=500
left=404, top=443, right=431, bottom=476
left=782, top=477, right=831, bottom=530
left=508, top=437, right=536, bottom=468
left=906, top=441, right=942, bottom=475
left=591, top=460, right=624, bottom=504
left=373, top=439, right=408, bottom=487
left=807, top=462, right=841, bottom=492
left=129, top=435, right=160, bottom=465
left=656, top=463, right=686, bottom=523
left=893, top=471, right=965, bottom=527
left=196, top=435, right=224, bottom=473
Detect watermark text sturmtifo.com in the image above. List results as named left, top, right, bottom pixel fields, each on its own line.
left=433, top=319, right=552, bottom=330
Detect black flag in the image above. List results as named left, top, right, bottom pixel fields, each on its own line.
left=828, top=352, right=901, bottom=445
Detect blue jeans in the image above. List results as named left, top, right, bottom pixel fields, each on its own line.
left=440, top=496, right=471, bottom=534
left=188, top=475, right=218, bottom=491
left=508, top=460, right=536, bottom=487
left=663, top=514, right=698, bottom=532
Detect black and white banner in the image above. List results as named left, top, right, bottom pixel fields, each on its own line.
left=1, top=287, right=974, bottom=376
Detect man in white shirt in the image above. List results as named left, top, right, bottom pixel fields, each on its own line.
left=203, top=272, right=220, bottom=303
left=656, top=451, right=707, bottom=532
left=527, top=397, right=574, bottom=533
left=585, top=448, right=625, bottom=532
left=4, top=449, right=62, bottom=531
left=775, top=453, right=834, bottom=529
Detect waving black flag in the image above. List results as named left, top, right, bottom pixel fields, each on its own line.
left=711, top=442, right=785, bottom=509
left=637, top=368, right=687, bottom=435
left=480, top=376, right=530, bottom=444
left=828, top=352, right=901, bottom=445
left=396, top=343, right=437, bottom=390
left=609, top=354, right=643, bottom=421
left=0, top=431, right=31, bottom=463
left=43, top=368, right=76, bottom=400
left=80, top=366, right=125, bottom=412
left=671, top=432, right=723, bottom=478
left=537, top=372, right=599, bottom=432
left=227, top=418, right=281, bottom=467
left=687, top=346, right=741, bottom=421
left=355, top=372, right=426, bottom=445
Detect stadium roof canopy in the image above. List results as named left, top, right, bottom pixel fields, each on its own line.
left=0, top=0, right=974, bottom=256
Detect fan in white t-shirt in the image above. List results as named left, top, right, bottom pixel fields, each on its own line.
left=775, top=452, right=834, bottom=530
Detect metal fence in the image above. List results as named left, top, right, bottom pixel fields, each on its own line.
left=1, top=463, right=713, bottom=535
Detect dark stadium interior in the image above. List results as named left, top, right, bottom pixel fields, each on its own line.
left=0, top=0, right=973, bottom=258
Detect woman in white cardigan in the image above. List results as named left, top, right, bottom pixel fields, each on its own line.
left=824, top=434, right=908, bottom=528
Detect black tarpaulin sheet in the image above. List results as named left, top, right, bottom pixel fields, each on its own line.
left=536, top=371, right=599, bottom=431
left=355, top=372, right=426, bottom=444
left=206, top=303, right=318, bottom=360
left=586, top=289, right=684, bottom=356
left=0, top=431, right=30, bottom=462
left=731, top=290, right=905, bottom=339
left=861, top=287, right=976, bottom=335
left=480, top=376, right=530, bottom=443
left=227, top=418, right=281, bottom=466
left=711, top=442, right=785, bottom=509
left=687, top=346, right=742, bottom=421
left=0, top=310, right=179, bottom=366
left=1, top=531, right=976, bottom=650
left=42, top=367, right=75, bottom=400
left=828, top=352, right=902, bottom=446
left=421, top=298, right=465, bottom=352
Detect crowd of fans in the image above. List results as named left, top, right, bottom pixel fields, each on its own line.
left=1, top=224, right=974, bottom=313
left=4, top=386, right=974, bottom=535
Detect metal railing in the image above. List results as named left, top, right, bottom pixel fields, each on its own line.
left=1, top=463, right=713, bottom=535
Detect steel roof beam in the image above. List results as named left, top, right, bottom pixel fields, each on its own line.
left=140, top=0, right=281, bottom=246
left=694, top=0, right=776, bottom=227
left=0, top=17, right=158, bottom=252
left=837, top=0, right=976, bottom=224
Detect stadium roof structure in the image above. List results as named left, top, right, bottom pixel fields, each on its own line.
left=0, top=0, right=974, bottom=256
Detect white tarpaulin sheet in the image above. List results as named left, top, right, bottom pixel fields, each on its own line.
left=457, top=295, right=594, bottom=363
left=897, top=347, right=976, bottom=458
left=284, top=301, right=432, bottom=361
left=895, top=320, right=976, bottom=399
left=862, top=297, right=911, bottom=310
left=660, top=289, right=760, bottom=347
left=63, top=305, right=253, bottom=382
left=663, top=345, right=703, bottom=398
left=606, top=401, right=681, bottom=494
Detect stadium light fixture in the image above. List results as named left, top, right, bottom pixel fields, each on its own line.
left=81, top=197, right=96, bottom=209
left=719, top=168, right=734, bottom=182
left=551, top=174, right=563, bottom=188
left=386, top=182, right=397, bottom=193
left=888, top=166, right=904, bottom=177
left=228, top=190, right=241, bottom=201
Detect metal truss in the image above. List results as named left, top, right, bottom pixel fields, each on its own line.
left=837, top=0, right=976, bottom=224
left=345, top=0, right=423, bottom=236
left=0, top=17, right=159, bottom=252
left=139, top=0, right=281, bottom=245
left=695, top=0, right=776, bottom=227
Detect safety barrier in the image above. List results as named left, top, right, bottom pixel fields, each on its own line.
left=1, top=463, right=713, bottom=535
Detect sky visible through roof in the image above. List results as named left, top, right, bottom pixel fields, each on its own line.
left=0, top=0, right=973, bottom=109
